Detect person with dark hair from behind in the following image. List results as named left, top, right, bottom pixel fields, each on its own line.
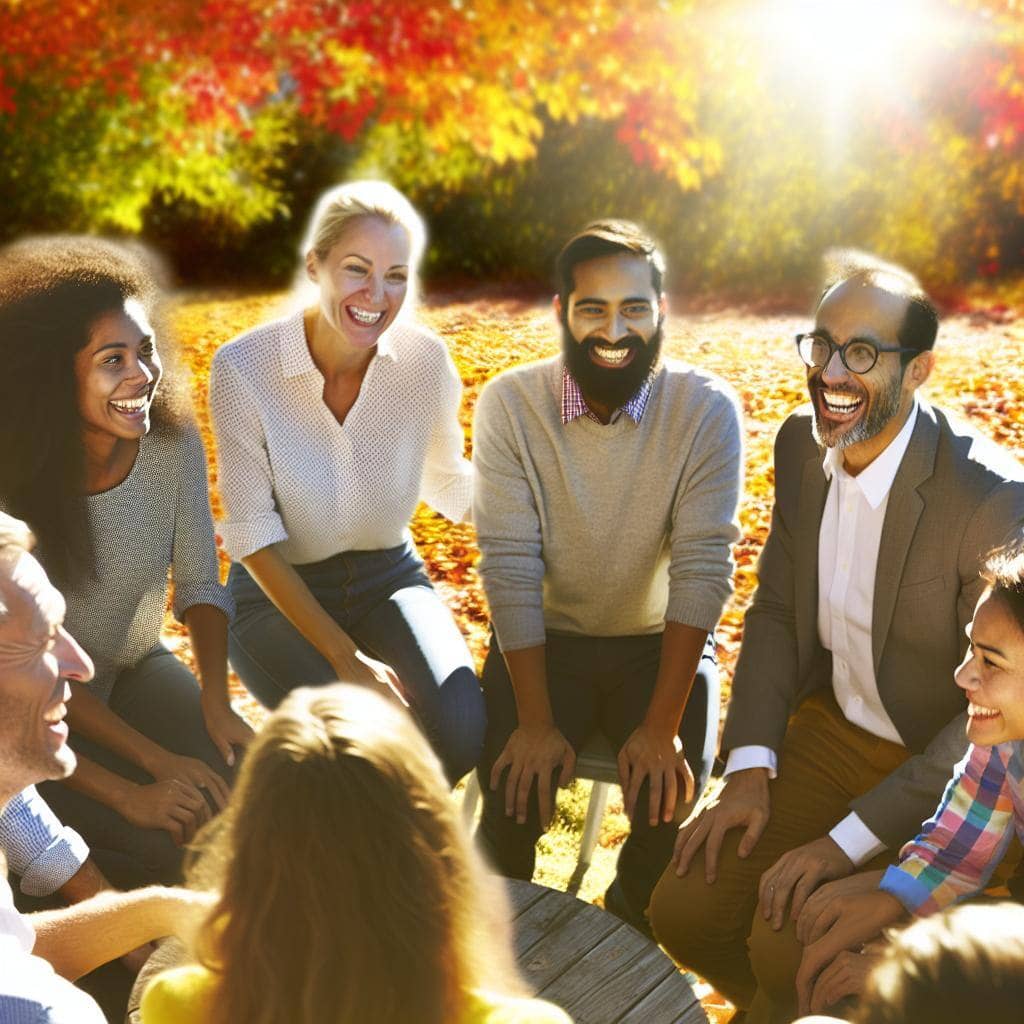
left=650, top=251, right=1024, bottom=1022
left=473, top=219, right=740, bottom=931
left=141, top=684, right=573, bottom=1024
left=794, top=902, right=1024, bottom=1024
left=795, top=535, right=1024, bottom=1016
left=0, top=236, right=250, bottom=892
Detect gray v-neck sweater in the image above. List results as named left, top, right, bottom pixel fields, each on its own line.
left=472, top=356, right=742, bottom=652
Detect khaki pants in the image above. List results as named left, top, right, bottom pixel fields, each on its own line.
left=648, top=690, right=907, bottom=1014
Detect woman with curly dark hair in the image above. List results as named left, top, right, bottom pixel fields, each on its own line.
left=0, top=235, right=252, bottom=889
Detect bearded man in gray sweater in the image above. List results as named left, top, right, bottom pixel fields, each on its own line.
left=472, top=220, right=742, bottom=930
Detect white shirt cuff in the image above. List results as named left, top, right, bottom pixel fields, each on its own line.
left=724, top=745, right=778, bottom=779
left=829, top=812, right=887, bottom=867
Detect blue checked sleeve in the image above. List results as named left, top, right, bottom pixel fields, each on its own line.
left=0, top=788, right=89, bottom=897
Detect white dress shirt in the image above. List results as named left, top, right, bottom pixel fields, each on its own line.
left=726, top=400, right=920, bottom=864
left=210, top=311, right=472, bottom=564
left=0, top=875, right=105, bottom=1023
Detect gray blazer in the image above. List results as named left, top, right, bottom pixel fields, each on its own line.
left=722, top=401, right=1024, bottom=847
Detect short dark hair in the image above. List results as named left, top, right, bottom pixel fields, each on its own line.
left=981, top=533, right=1024, bottom=633
left=555, top=219, right=665, bottom=311
left=818, top=249, right=939, bottom=362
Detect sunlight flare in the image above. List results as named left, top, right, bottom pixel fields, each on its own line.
left=752, top=0, right=960, bottom=108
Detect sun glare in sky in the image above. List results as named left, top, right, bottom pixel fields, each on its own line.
left=733, top=0, right=975, bottom=160
left=758, top=0, right=939, bottom=84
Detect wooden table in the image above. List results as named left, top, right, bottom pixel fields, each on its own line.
left=508, top=879, right=706, bottom=1024
left=127, top=882, right=705, bottom=1024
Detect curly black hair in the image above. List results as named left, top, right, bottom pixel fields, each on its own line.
left=0, top=235, right=191, bottom=583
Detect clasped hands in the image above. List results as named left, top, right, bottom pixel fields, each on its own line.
left=490, top=722, right=694, bottom=827
left=795, top=882, right=905, bottom=1014
left=119, top=750, right=232, bottom=846
left=669, top=771, right=904, bottom=1015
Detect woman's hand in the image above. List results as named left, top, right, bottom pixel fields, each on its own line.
left=805, top=943, right=885, bottom=1014
left=796, top=869, right=886, bottom=945
left=796, top=890, right=906, bottom=1015
left=330, top=649, right=408, bottom=707
left=116, top=780, right=211, bottom=846
left=199, top=691, right=255, bottom=768
left=147, top=749, right=231, bottom=811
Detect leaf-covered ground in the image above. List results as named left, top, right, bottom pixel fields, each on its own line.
left=164, top=289, right=1024, bottom=1023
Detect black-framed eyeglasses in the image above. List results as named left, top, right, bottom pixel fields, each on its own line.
left=795, top=332, right=918, bottom=374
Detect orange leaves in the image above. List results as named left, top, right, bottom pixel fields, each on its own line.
left=168, top=287, right=1024, bottom=706
left=1, top=0, right=717, bottom=231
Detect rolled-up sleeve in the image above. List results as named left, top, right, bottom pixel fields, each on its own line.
left=421, top=345, right=473, bottom=524
left=170, top=427, right=235, bottom=622
left=0, top=787, right=89, bottom=897
left=666, top=383, right=742, bottom=631
left=208, top=350, right=289, bottom=562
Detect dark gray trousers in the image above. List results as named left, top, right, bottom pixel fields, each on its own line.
left=476, top=630, right=718, bottom=915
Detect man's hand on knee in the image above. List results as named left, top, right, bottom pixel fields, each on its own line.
left=490, top=725, right=575, bottom=826
left=671, top=767, right=770, bottom=884
left=758, top=836, right=854, bottom=931
left=617, top=726, right=693, bottom=827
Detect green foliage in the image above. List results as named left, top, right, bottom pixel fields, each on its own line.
left=4, top=0, right=1024, bottom=293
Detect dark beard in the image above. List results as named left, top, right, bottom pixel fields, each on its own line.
left=561, top=322, right=663, bottom=414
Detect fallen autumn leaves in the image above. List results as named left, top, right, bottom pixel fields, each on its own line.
left=161, top=288, right=1024, bottom=1024
left=164, top=289, right=1024, bottom=722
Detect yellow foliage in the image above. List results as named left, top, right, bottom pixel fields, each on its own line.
left=164, top=285, right=1024, bottom=1019
left=166, top=288, right=1024, bottom=725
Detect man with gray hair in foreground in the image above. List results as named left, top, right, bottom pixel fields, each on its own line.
left=0, top=513, right=208, bottom=1023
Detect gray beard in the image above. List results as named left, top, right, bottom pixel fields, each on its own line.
left=811, top=370, right=903, bottom=450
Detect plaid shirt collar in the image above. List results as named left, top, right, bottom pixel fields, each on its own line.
left=560, top=364, right=656, bottom=425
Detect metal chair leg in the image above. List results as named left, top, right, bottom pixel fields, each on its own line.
left=568, top=781, right=610, bottom=893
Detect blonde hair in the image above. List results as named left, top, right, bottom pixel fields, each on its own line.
left=189, top=685, right=520, bottom=1024
left=303, top=180, right=425, bottom=266
left=855, top=903, right=1024, bottom=1024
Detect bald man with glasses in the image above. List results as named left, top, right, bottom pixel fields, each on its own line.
left=649, top=254, right=1024, bottom=1023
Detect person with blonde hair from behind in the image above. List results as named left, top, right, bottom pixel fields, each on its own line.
left=794, top=901, right=1024, bottom=1024
left=140, top=684, right=572, bottom=1024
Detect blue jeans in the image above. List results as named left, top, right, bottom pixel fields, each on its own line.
left=227, top=542, right=486, bottom=783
